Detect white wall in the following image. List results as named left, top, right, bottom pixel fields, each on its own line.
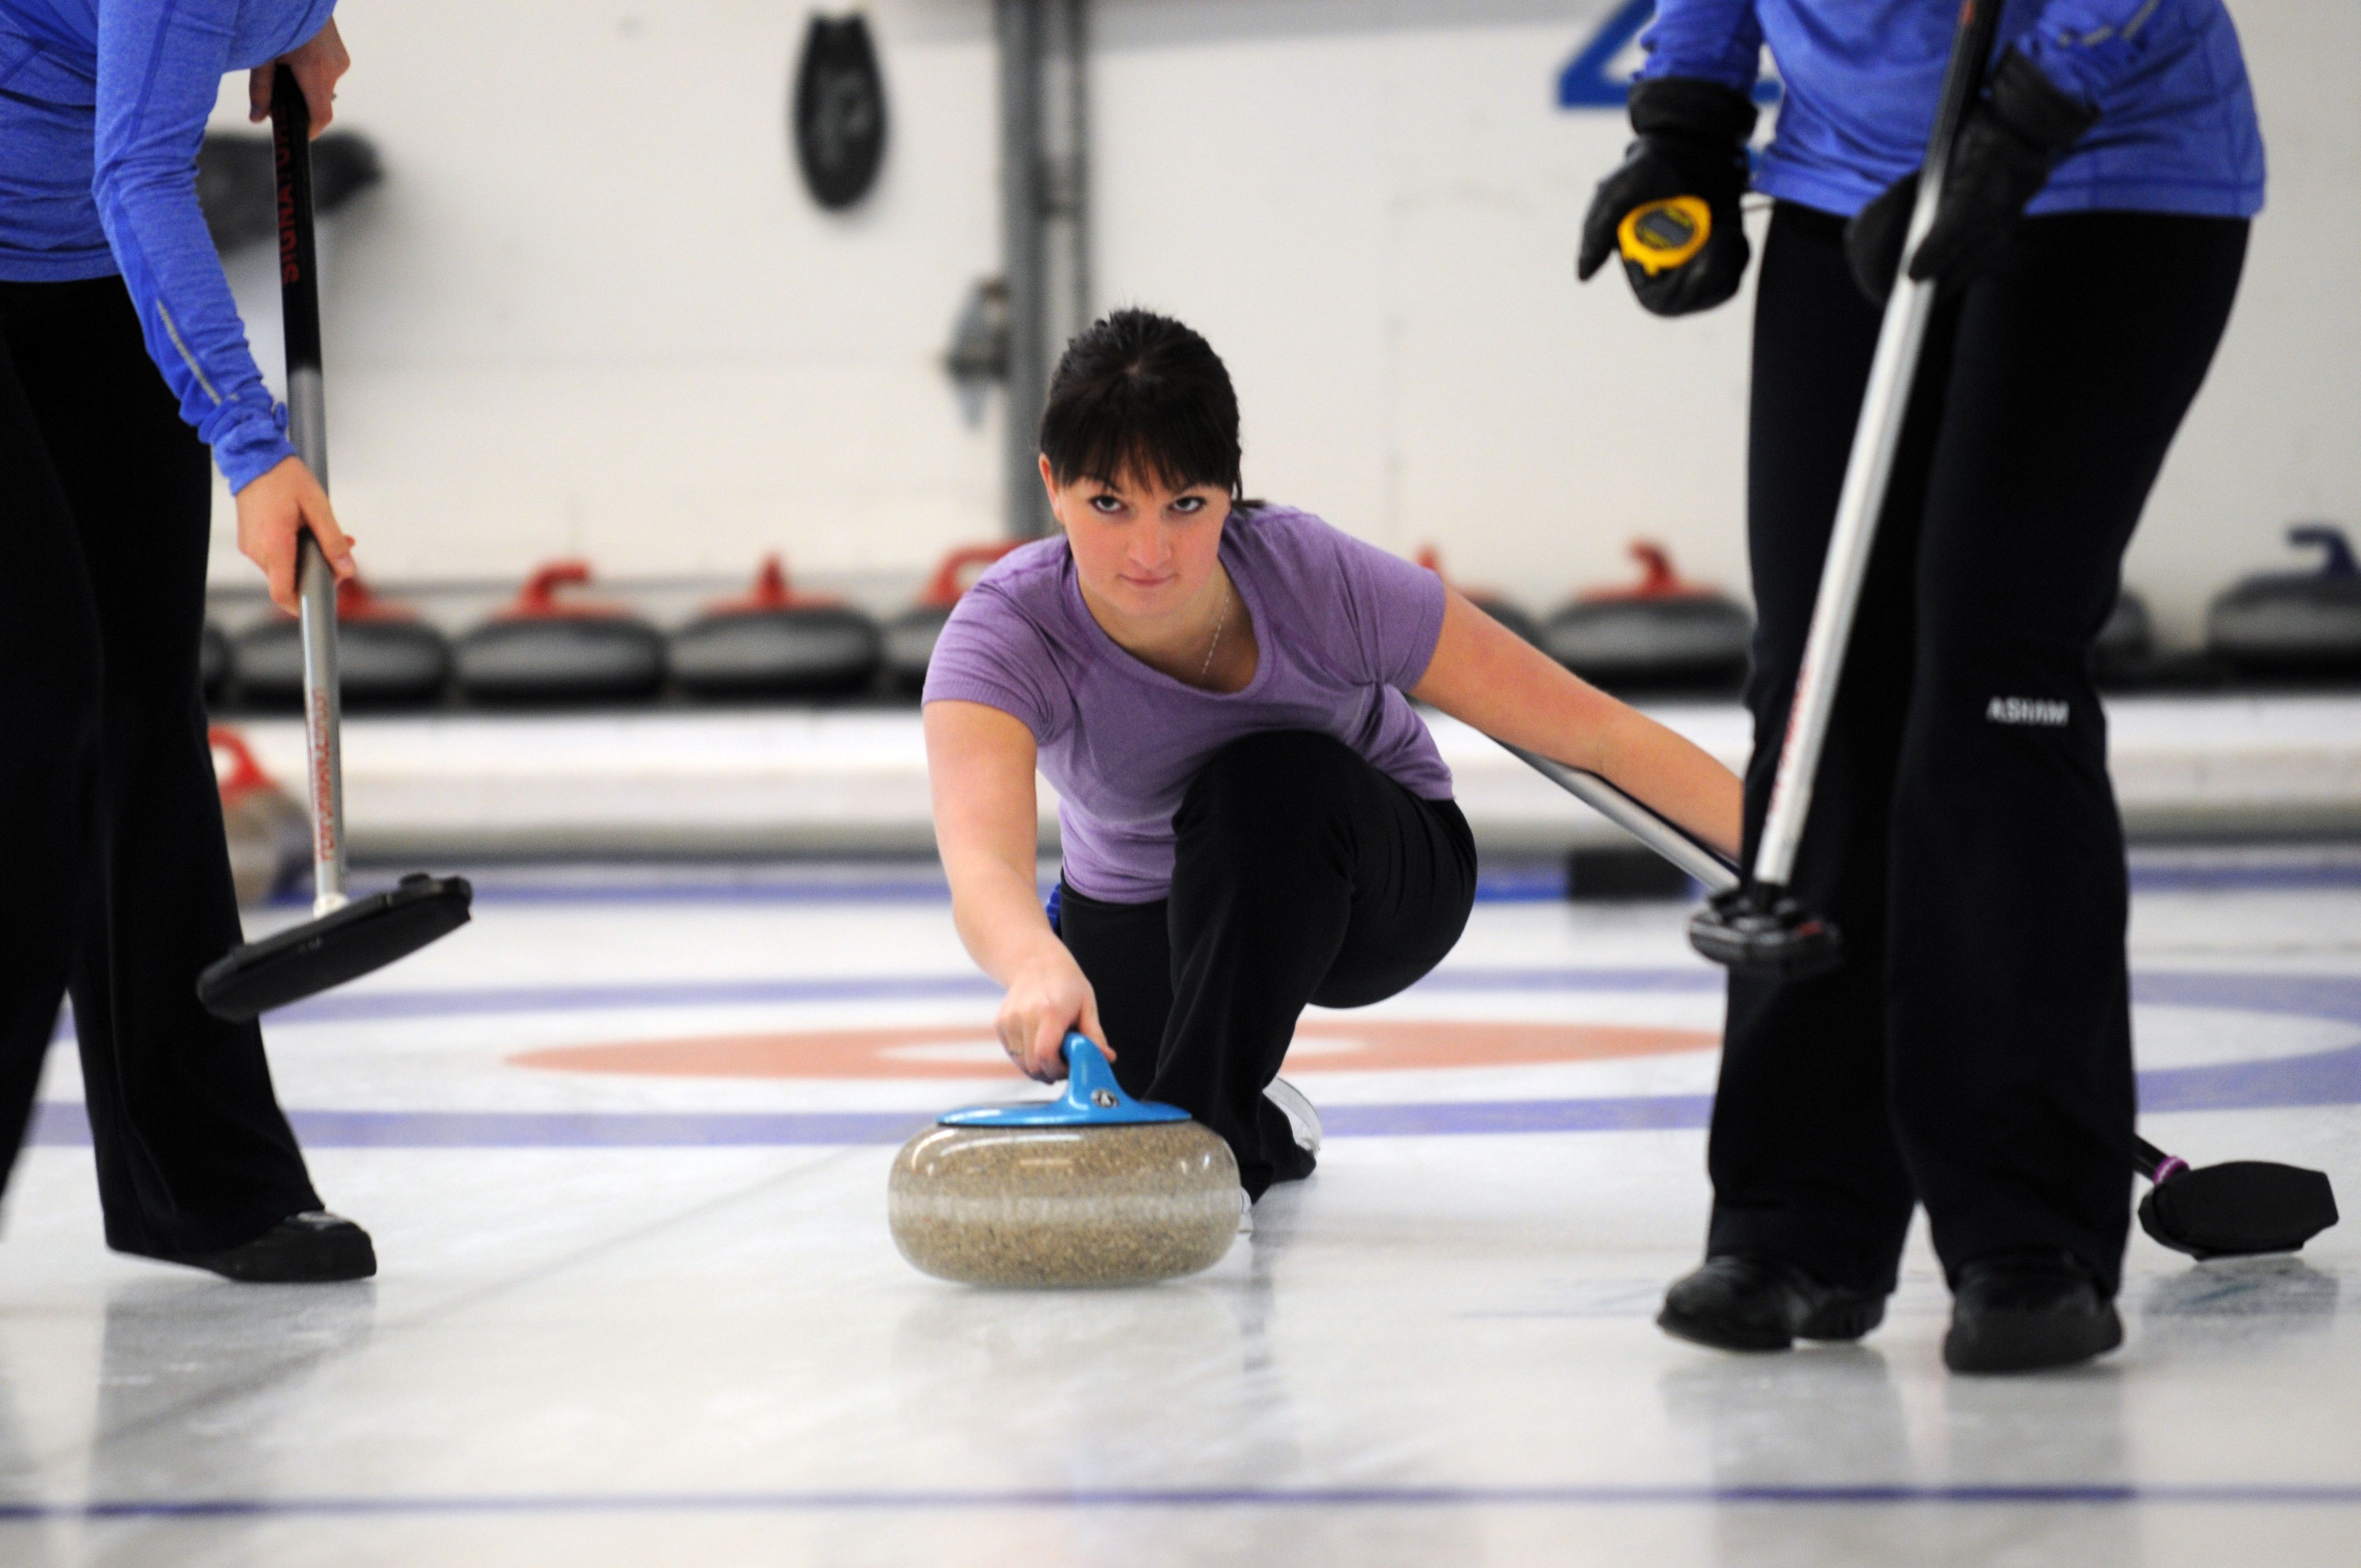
left=209, top=1, right=2359, bottom=647
left=209, top=0, right=1006, bottom=587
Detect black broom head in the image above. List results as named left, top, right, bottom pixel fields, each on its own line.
left=2140, top=1161, right=2340, bottom=1261
left=1687, top=884, right=1845, bottom=981
left=198, top=873, right=472, bottom=1021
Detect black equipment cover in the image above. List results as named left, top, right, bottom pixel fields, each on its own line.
left=792, top=15, right=888, bottom=210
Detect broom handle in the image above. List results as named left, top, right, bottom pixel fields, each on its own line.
left=1501, top=742, right=1741, bottom=895
left=1510, top=737, right=2189, bottom=1184
left=1750, top=0, right=2003, bottom=889
left=1516, top=735, right=2186, bottom=1183
left=271, top=68, right=347, bottom=913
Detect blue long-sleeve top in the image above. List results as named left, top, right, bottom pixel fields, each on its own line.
left=1639, top=0, right=2265, bottom=221
left=0, top=0, right=335, bottom=489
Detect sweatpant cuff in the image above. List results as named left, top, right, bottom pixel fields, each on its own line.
left=105, top=1183, right=325, bottom=1263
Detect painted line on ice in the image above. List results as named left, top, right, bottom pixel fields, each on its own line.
left=23, top=1096, right=1721, bottom=1150
left=283, top=857, right=2361, bottom=911
left=2, top=1482, right=2359, bottom=1520
left=200, top=963, right=2359, bottom=1028
left=290, top=864, right=1574, bottom=909
left=25, top=1054, right=2361, bottom=1152
left=30, top=971, right=2361, bottom=1148
left=129, top=963, right=1722, bottom=1028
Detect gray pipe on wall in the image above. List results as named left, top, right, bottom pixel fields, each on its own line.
left=996, top=0, right=1090, bottom=539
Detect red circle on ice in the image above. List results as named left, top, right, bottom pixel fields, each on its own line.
left=509, top=1019, right=1717, bottom=1080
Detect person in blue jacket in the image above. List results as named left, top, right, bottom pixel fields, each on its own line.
left=1577, top=0, right=2261, bottom=1373
left=1, top=2, right=371, bottom=1281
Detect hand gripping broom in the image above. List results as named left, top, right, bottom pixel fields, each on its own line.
left=197, top=69, right=471, bottom=1020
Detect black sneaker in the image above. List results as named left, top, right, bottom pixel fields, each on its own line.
left=179, top=1211, right=378, bottom=1283
left=1943, top=1251, right=2121, bottom=1374
left=1657, top=1255, right=1887, bottom=1352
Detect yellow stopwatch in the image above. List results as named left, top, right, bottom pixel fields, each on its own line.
left=1617, top=195, right=1713, bottom=276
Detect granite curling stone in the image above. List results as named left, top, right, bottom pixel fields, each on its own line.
left=888, top=1034, right=1241, bottom=1288
left=210, top=726, right=309, bottom=906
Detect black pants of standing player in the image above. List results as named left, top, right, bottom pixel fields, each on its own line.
left=1707, top=204, right=2248, bottom=1297
left=1059, top=731, right=1477, bottom=1197
left=0, top=277, right=321, bottom=1256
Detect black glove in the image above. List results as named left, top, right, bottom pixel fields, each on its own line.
left=1845, top=49, right=2099, bottom=306
left=1577, top=77, right=1758, bottom=318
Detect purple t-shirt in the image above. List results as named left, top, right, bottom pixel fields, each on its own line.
left=923, top=506, right=1454, bottom=903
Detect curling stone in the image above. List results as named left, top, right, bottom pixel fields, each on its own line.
left=196, top=128, right=382, bottom=251
left=231, top=575, right=452, bottom=709
left=888, top=1034, right=1241, bottom=1288
left=454, top=561, right=667, bottom=705
left=2207, top=525, right=2361, bottom=678
left=882, top=542, right=1022, bottom=695
left=211, top=726, right=309, bottom=906
left=670, top=556, right=883, bottom=699
left=201, top=620, right=231, bottom=706
left=1415, top=546, right=1543, bottom=647
left=1541, top=541, right=1752, bottom=692
left=2092, top=587, right=2153, bottom=688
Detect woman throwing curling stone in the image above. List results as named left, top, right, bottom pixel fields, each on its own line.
left=1578, top=0, right=2260, bottom=1370
left=925, top=309, right=1740, bottom=1201
left=0, top=3, right=372, bottom=1279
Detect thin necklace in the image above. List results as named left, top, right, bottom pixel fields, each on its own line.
left=1196, top=579, right=1231, bottom=684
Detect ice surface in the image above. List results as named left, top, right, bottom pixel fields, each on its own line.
left=2, top=866, right=2356, bottom=1565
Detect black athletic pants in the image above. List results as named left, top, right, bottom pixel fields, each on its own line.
left=0, top=276, right=320, bottom=1256
left=1707, top=204, right=2248, bottom=1296
left=1059, top=731, right=1477, bottom=1197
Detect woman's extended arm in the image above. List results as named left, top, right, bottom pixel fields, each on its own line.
left=1408, top=587, right=1743, bottom=861
left=91, top=3, right=357, bottom=612
left=923, top=699, right=1107, bottom=1081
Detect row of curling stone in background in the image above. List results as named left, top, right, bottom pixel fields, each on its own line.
left=2207, top=524, right=2361, bottom=677
left=197, top=542, right=1024, bottom=710
left=879, top=542, right=1022, bottom=693
left=457, top=547, right=1027, bottom=703
left=889, top=1034, right=1241, bottom=1288
left=200, top=622, right=232, bottom=707
left=231, top=576, right=451, bottom=707
left=2082, top=524, right=2361, bottom=688
left=1429, top=524, right=2361, bottom=693
left=191, top=525, right=2361, bottom=707
left=1416, top=547, right=1545, bottom=647
left=1421, top=540, right=1752, bottom=694
left=672, top=556, right=882, bottom=698
left=210, top=727, right=309, bottom=906
left=1542, top=542, right=1753, bottom=694
left=453, top=561, right=668, bottom=705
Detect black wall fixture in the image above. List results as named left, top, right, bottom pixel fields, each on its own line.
left=792, top=14, right=889, bottom=210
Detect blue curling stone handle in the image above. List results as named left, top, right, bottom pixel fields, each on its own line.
left=938, top=1032, right=1192, bottom=1127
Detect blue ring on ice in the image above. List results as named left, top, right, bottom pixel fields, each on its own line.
left=28, top=968, right=2361, bottom=1148
left=6, top=1480, right=2361, bottom=1518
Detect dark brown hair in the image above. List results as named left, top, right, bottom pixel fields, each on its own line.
left=1037, top=309, right=1243, bottom=501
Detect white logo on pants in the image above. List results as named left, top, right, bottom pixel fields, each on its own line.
left=1986, top=696, right=2069, bottom=727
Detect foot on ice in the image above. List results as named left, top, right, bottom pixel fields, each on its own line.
left=1658, top=1255, right=1886, bottom=1352
left=1943, top=1251, right=2122, bottom=1374
left=176, top=1211, right=378, bottom=1283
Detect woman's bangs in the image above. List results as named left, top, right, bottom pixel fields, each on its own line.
left=1058, top=395, right=1234, bottom=497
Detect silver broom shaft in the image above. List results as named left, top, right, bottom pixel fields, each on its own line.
left=1749, top=0, right=2002, bottom=889
left=274, top=72, right=348, bottom=914
left=1500, top=741, right=1740, bottom=895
